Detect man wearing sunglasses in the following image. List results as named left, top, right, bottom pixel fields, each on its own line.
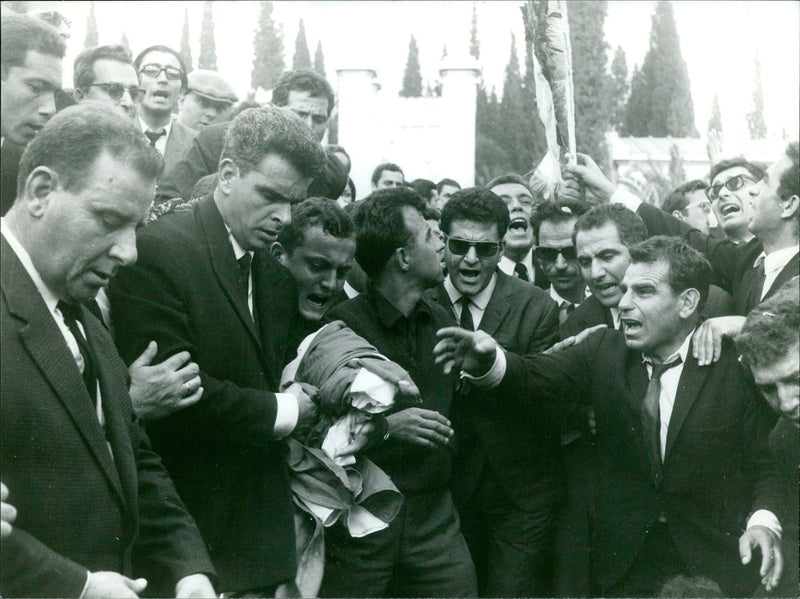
left=73, top=45, right=142, bottom=119
left=431, top=188, right=559, bottom=597
left=133, top=45, right=196, bottom=174
left=706, top=158, right=764, bottom=245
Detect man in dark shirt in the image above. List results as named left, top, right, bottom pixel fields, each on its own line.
left=319, top=187, right=477, bottom=598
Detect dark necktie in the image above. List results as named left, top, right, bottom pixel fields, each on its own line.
left=58, top=300, right=97, bottom=402
left=237, top=253, right=252, bottom=306
left=743, top=256, right=766, bottom=312
left=459, top=296, right=475, bottom=331
left=559, top=300, right=575, bottom=325
left=144, top=128, right=166, bottom=146
left=641, top=357, right=682, bottom=487
left=513, top=262, right=530, bottom=282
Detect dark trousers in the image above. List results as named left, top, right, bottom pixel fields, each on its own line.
left=458, top=465, right=556, bottom=597
left=319, top=489, right=477, bottom=598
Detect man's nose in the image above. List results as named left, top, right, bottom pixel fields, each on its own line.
left=38, top=91, right=57, bottom=119
left=108, top=227, right=138, bottom=266
left=554, top=252, right=568, bottom=269
left=273, top=203, right=292, bottom=228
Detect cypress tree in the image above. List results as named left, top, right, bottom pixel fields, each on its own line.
left=293, top=19, right=311, bottom=70
left=84, top=2, right=99, bottom=48
left=251, top=1, right=285, bottom=91
left=499, top=34, right=531, bottom=173
left=400, top=36, right=423, bottom=97
left=746, top=54, right=767, bottom=139
left=469, top=3, right=480, bottom=60
left=198, top=1, right=217, bottom=70
left=610, top=46, right=628, bottom=132
left=120, top=31, right=130, bottom=53
left=708, top=93, right=722, bottom=134
left=180, top=7, right=193, bottom=74
left=313, top=41, right=326, bottom=77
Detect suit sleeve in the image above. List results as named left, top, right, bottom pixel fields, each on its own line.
left=636, top=202, right=746, bottom=293
left=1, top=528, right=88, bottom=597
left=109, top=229, right=280, bottom=447
left=155, top=126, right=221, bottom=203
left=520, top=291, right=559, bottom=355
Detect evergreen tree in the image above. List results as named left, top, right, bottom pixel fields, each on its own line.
left=568, top=0, right=612, bottom=164
left=624, top=1, right=697, bottom=137
left=476, top=88, right=512, bottom=184
left=120, top=31, right=130, bottom=53
left=610, top=46, right=628, bottom=132
left=198, top=1, right=217, bottom=70
left=442, top=44, right=448, bottom=60
left=293, top=19, right=311, bottom=70
left=708, top=93, right=722, bottom=134
left=400, top=35, right=423, bottom=97
left=746, top=54, right=767, bottom=139
left=251, top=1, right=285, bottom=91
left=84, top=2, right=98, bottom=48
left=498, top=34, right=532, bottom=173
left=180, top=7, right=193, bottom=74
left=469, top=3, right=480, bottom=60
left=313, top=41, right=326, bottom=77
left=522, top=30, right=547, bottom=168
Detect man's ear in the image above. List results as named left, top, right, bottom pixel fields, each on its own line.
left=678, top=287, right=701, bottom=319
left=395, top=246, right=410, bottom=272
left=671, top=210, right=686, bottom=223
left=73, top=88, right=86, bottom=102
left=217, top=158, right=238, bottom=196
left=270, top=241, right=288, bottom=266
left=780, top=193, right=799, bottom=220
left=23, top=166, right=60, bottom=219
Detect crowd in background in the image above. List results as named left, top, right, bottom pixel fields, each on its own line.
left=1, top=7, right=798, bottom=599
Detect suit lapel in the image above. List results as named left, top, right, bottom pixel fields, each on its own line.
left=479, top=273, right=512, bottom=337
left=763, top=253, right=799, bottom=302
left=664, top=345, right=709, bottom=461
left=624, top=348, right=649, bottom=413
left=197, top=197, right=264, bottom=354
left=2, top=241, right=127, bottom=510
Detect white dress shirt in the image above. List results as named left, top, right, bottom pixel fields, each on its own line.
left=444, top=273, right=497, bottom=330
left=138, top=116, right=172, bottom=157
left=757, top=246, right=799, bottom=300
left=498, top=249, right=535, bottom=282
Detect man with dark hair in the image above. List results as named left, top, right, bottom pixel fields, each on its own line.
left=1, top=12, right=66, bottom=215
left=433, top=188, right=559, bottom=596
left=487, top=173, right=547, bottom=287
left=371, top=162, right=405, bottom=190
left=320, top=187, right=477, bottom=598
left=707, top=157, right=765, bottom=244
left=109, top=106, right=326, bottom=595
left=410, top=178, right=438, bottom=208
left=176, top=69, right=238, bottom=131
left=737, top=283, right=799, bottom=598
left=436, top=236, right=784, bottom=596
left=133, top=45, right=195, bottom=173
left=436, top=177, right=461, bottom=209
left=661, top=180, right=712, bottom=235
left=73, top=45, right=141, bottom=119
left=271, top=198, right=356, bottom=326
left=1, top=103, right=216, bottom=598
left=532, top=198, right=591, bottom=323
left=155, top=69, right=343, bottom=202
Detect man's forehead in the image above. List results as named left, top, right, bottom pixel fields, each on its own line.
left=576, top=221, right=623, bottom=251
left=17, top=50, right=63, bottom=85
left=491, top=183, right=531, bottom=199
left=712, top=165, right=751, bottom=184
left=449, top=218, right=500, bottom=241
left=286, top=90, right=329, bottom=113
left=623, top=259, right=669, bottom=283
left=92, top=59, right=138, bottom=84
left=140, top=50, right=180, bottom=68
left=539, top=218, right=577, bottom=244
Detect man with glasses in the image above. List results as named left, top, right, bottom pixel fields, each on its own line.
left=431, top=188, right=559, bottom=596
left=706, top=158, right=764, bottom=244
left=133, top=45, right=196, bottom=173
left=73, top=45, right=142, bottom=119
left=176, top=69, right=237, bottom=131
left=661, top=180, right=714, bottom=235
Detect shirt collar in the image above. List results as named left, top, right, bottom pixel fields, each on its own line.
left=224, top=225, right=250, bottom=261
left=609, top=306, right=620, bottom=328
left=366, top=285, right=431, bottom=329
left=444, top=272, right=497, bottom=310
left=642, top=328, right=694, bottom=366
left=761, top=246, right=799, bottom=276
left=1, top=218, right=61, bottom=313
left=138, top=115, right=172, bottom=138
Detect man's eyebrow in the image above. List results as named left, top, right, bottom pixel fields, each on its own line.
left=255, top=184, right=292, bottom=202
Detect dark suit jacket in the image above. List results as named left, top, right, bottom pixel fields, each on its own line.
left=433, top=272, right=560, bottom=510
left=1, top=139, right=25, bottom=217
left=497, top=329, right=781, bottom=594
left=0, top=237, right=213, bottom=598
left=560, top=294, right=614, bottom=340
left=636, top=202, right=799, bottom=315
left=162, top=121, right=197, bottom=176
left=109, top=196, right=303, bottom=592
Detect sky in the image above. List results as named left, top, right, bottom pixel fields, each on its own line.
left=30, top=1, right=800, bottom=146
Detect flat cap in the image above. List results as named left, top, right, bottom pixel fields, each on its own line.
left=187, top=69, right=238, bottom=104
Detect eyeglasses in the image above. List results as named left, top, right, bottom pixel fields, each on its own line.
left=706, top=174, right=758, bottom=201
left=684, top=199, right=712, bottom=213
left=446, top=237, right=501, bottom=258
left=536, top=245, right=577, bottom=262
left=139, top=64, right=183, bottom=81
left=90, top=83, right=144, bottom=102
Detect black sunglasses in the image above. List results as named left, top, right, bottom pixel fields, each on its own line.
left=536, top=245, right=577, bottom=262
left=90, top=83, right=144, bottom=102
left=706, top=174, right=758, bottom=200
left=139, top=64, right=183, bottom=81
left=446, top=237, right=501, bottom=258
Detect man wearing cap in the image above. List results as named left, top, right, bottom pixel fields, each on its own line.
left=176, top=69, right=237, bottom=131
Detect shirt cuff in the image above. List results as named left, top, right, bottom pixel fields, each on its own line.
left=461, top=348, right=506, bottom=388
left=610, top=187, right=642, bottom=212
left=273, top=392, right=299, bottom=439
left=78, top=571, right=91, bottom=599
left=747, top=509, right=782, bottom=539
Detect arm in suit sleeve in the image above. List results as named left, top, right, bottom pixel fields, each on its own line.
left=1, top=527, right=88, bottom=597
left=519, top=292, right=559, bottom=355
left=156, top=124, right=225, bottom=203
left=109, top=230, right=280, bottom=447
left=635, top=202, right=747, bottom=293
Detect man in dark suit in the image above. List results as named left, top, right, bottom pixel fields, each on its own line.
left=1, top=103, right=215, bottom=598
left=1, top=13, right=66, bottom=216
left=431, top=188, right=559, bottom=595
left=319, top=188, right=477, bottom=598
left=436, top=236, right=784, bottom=596
left=737, top=283, right=799, bottom=597
left=109, top=106, right=325, bottom=596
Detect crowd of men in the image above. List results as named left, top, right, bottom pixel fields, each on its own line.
left=1, top=8, right=798, bottom=599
